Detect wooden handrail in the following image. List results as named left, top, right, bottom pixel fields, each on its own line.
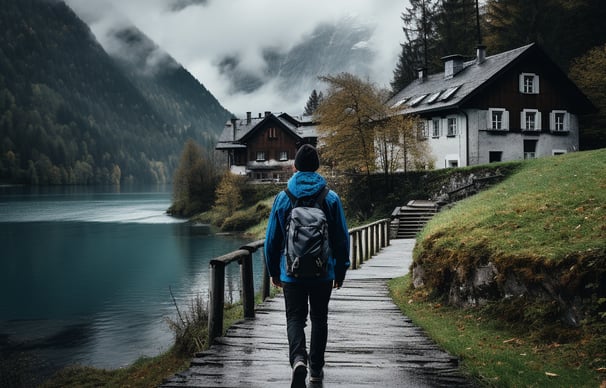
left=207, top=219, right=391, bottom=344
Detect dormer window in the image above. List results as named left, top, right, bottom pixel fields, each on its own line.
left=519, top=73, right=540, bottom=94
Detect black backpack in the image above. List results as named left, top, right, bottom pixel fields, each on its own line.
left=284, top=187, right=331, bottom=278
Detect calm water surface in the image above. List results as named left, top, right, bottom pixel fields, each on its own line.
left=0, top=185, right=260, bottom=375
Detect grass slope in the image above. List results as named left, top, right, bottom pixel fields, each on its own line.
left=392, top=149, right=606, bottom=387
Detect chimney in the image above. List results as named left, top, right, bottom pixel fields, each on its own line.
left=417, top=67, right=427, bottom=81
left=246, top=111, right=251, bottom=124
left=264, top=111, right=271, bottom=117
left=442, top=54, right=464, bottom=79
left=476, top=45, right=486, bottom=64
left=230, top=118, right=238, bottom=140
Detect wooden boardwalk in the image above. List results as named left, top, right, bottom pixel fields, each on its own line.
left=162, top=239, right=474, bottom=387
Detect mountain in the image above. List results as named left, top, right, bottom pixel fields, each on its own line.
left=0, top=0, right=230, bottom=185
left=218, top=17, right=376, bottom=113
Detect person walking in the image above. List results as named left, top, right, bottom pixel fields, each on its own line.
left=265, top=144, right=350, bottom=387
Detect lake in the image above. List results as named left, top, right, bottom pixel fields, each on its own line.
left=0, top=185, right=262, bottom=380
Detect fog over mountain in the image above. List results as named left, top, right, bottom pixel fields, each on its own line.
left=65, top=0, right=405, bottom=117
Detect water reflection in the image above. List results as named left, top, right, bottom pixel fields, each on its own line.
left=0, top=187, right=261, bottom=379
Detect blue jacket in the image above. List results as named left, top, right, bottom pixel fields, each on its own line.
left=264, top=171, right=350, bottom=284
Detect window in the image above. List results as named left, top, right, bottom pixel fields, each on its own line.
left=256, top=151, right=266, bottom=161
left=279, top=151, right=288, bottom=161
left=439, top=85, right=460, bottom=101
left=447, top=117, right=457, bottom=136
left=524, top=139, right=537, bottom=159
left=550, top=110, right=569, bottom=132
left=409, top=94, right=428, bottom=106
left=426, top=91, right=441, bottom=104
left=519, top=73, right=540, bottom=94
left=267, top=127, right=277, bottom=139
left=488, top=108, right=509, bottom=130
left=432, top=118, right=440, bottom=138
left=489, top=151, right=502, bottom=163
left=418, top=121, right=429, bottom=139
left=391, top=98, right=409, bottom=108
left=521, top=109, right=541, bottom=131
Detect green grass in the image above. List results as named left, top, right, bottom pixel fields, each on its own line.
left=389, top=275, right=606, bottom=387
left=416, top=150, right=606, bottom=263
left=401, top=149, right=606, bottom=387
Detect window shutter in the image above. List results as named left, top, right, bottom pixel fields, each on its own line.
left=565, top=112, right=570, bottom=131
left=483, top=110, right=489, bottom=130
left=518, top=75, right=524, bottom=93
left=549, top=111, right=555, bottom=130
left=503, top=111, right=509, bottom=130
left=520, top=111, right=524, bottom=129
left=536, top=111, right=541, bottom=130
left=534, top=75, right=540, bottom=94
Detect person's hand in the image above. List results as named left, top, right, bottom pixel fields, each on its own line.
left=333, top=280, right=342, bottom=289
left=271, top=276, right=283, bottom=288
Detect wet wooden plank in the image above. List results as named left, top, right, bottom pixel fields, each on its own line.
left=162, top=239, right=474, bottom=387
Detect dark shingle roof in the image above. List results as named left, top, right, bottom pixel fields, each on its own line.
left=215, top=113, right=318, bottom=150
left=388, top=43, right=535, bottom=115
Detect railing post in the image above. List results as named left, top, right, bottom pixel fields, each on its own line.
left=363, top=227, right=369, bottom=261
left=351, top=231, right=358, bottom=269
left=208, top=260, right=225, bottom=344
left=357, top=230, right=363, bottom=264
left=369, top=224, right=375, bottom=257
left=261, top=250, right=270, bottom=301
left=240, top=252, right=255, bottom=319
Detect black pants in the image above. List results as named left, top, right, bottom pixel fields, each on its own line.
left=283, top=281, right=333, bottom=371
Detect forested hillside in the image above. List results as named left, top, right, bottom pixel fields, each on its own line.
left=0, top=0, right=231, bottom=185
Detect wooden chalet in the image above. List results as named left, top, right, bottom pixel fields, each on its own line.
left=216, top=112, right=318, bottom=182
left=388, top=43, right=596, bottom=169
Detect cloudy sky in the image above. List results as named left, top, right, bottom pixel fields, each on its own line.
left=65, top=0, right=409, bottom=117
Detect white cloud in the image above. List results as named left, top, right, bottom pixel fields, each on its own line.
left=65, top=0, right=407, bottom=117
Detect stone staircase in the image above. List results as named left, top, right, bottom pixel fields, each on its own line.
left=390, top=200, right=439, bottom=239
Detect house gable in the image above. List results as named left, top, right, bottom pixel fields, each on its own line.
left=388, top=43, right=596, bottom=169
left=215, top=112, right=319, bottom=181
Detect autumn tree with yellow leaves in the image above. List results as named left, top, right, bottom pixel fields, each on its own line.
left=315, top=72, right=430, bottom=194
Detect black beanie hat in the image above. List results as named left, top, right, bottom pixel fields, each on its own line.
left=294, top=144, right=320, bottom=172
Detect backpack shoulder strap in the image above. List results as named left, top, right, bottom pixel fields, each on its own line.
left=284, top=187, right=329, bottom=208
left=314, top=187, right=329, bottom=208
left=284, top=188, right=297, bottom=207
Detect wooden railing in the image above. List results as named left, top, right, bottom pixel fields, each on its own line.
left=207, top=218, right=391, bottom=344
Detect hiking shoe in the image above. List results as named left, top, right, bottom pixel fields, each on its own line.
left=309, top=368, right=323, bottom=382
left=291, top=360, right=307, bottom=388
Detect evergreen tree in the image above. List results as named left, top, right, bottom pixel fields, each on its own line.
left=483, top=0, right=606, bottom=70
left=304, top=89, right=324, bottom=116
left=569, top=43, right=606, bottom=150
left=435, top=0, right=478, bottom=58
left=391, top=0, right=441, bottom=94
